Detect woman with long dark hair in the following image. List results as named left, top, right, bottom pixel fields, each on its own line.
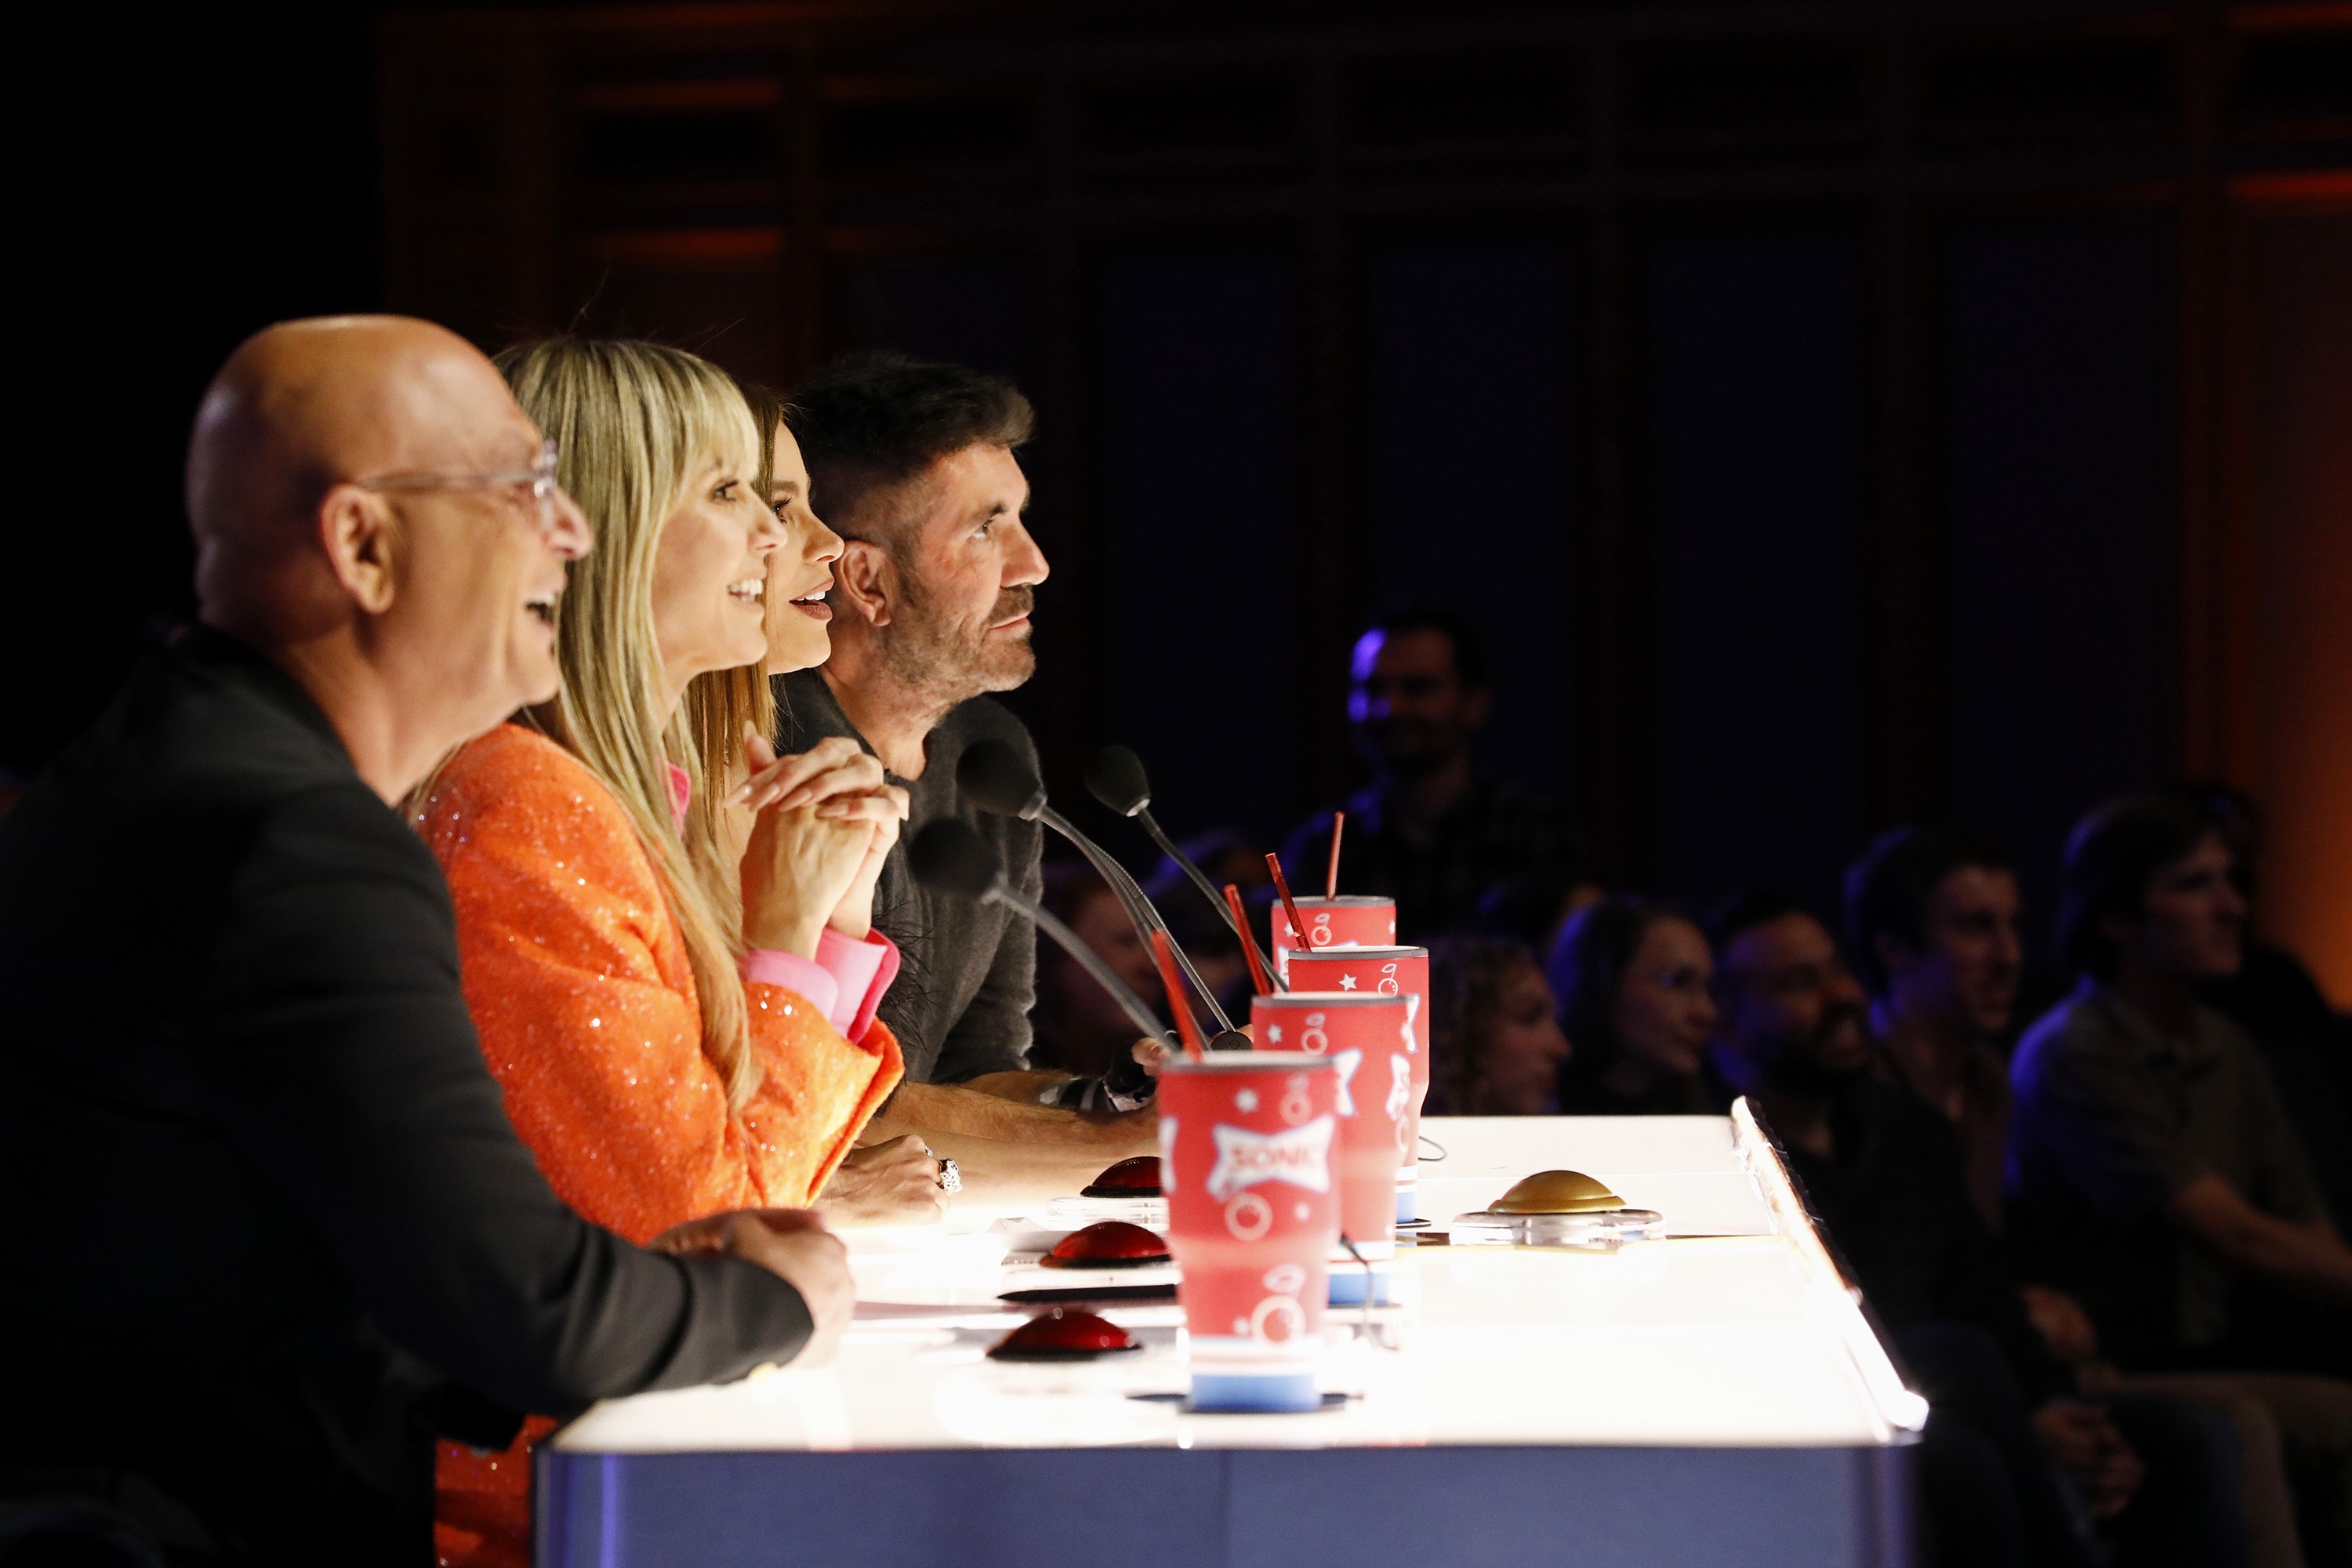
left=1548, top=896, right=1721, bottom=1116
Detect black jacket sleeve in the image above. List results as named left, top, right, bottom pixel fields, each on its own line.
left=196, top=784, right=811, bottom=1416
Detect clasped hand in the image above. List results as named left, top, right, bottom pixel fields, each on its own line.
left=735, top=734, right=909, bottom=957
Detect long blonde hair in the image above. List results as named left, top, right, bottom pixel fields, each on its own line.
left=494, top=338, right=775, bottom=1111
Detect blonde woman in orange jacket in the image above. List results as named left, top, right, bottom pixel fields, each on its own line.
left=417, top=341, right=934, bottom=1567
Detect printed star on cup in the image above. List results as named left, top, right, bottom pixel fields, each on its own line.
left=1265, top=1024, right=1283, bottom=1044
left=1337, top=974, right=1357, bottom=991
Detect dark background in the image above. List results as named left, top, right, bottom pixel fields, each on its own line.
left=9, top=1, right=2348, bottom=994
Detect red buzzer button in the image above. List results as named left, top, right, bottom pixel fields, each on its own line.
left=1080, top=1156, right=1163, bottom=1198
left=988, top=1308, right=1141, bottom=1361
left=1039, top=1220, right=1170, bottom=1268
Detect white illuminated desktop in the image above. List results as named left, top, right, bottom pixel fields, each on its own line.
left=539, top=1109, right=1922, bottom=1568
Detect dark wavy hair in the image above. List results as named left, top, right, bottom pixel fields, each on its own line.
left=786, top=352, right=1033, bottom=556
left=2057, top=794, right=2223, bottom=983
left=1545, top=897, right=1676, bottom=1102
left=1426, top=936, right=1541, bottom=1116
left=1843, top=823, right=2015, bottom=999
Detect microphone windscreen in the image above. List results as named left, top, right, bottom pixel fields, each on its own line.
left=907, top=818, right=1002, bottom=898
left=956, top=739, right=1043, bottom=818
left=1083, top=746, right=1151, bottom=816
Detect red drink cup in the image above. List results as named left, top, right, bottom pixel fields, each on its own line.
left=1157, top=1053, right=1338, bottom=1412
left=1250, top=992, right=1411, bottom=1305
left=1283, top=946, right=1429, bottom=1225
left=1269, top=895, right=1397, bottom=976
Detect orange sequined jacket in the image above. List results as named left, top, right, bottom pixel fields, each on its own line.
left=419, top=722, right=902, bottom=1566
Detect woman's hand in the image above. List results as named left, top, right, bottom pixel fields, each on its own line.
left=732, top=731, right=908, bottom=941
left=823, top=782, right=908, bottom=939
left=730, top=734, right=884, bottom=814
left=811, top=1134, right=949, bottom=1227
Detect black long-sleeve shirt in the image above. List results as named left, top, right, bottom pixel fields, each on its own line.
left=0, top=629, right=813, bottom=1564
left=1780, top=1078, right=2072, bottom=1407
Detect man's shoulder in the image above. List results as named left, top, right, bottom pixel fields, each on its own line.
left=1845, top=1073, right=1947, bottom=1133
left=2013, top=986, right=2158, bottom=1106
left=20, top=642, right=390, bottom=854
left=1472, top=777, right=1573, bottom=833
left=774, top=670, right=861, bottom=750
left=939, top=695, right=1036, bottom=758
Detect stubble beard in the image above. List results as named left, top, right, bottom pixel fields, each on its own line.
left=876, top=577, right=1037, bottom=718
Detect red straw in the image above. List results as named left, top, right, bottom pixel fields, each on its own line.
left=1325, top=811, right=1346, bottom=900
left=1226, top=884, right=1275, bottom=997
left=1150, top=928, right=1206, bottom=1061
left=1265, top=853, right=1310, bottom=950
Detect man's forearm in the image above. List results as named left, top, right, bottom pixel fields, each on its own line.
left=960, top=1069, right=1076, bottom=1104
left=2170, top=1176, right=2352, bottom=1305
left=877, top=1079, right=1154, bottom=1147
left=876, top=1126, right=1152, bottom=1206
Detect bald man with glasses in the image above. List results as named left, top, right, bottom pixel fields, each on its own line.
left=0, top=318, right=851, bottom=1566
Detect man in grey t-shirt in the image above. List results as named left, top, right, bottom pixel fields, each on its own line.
left=775, top=354, right=1153, bottom=1198
left=2009, top=795, right=2352, bottom=1559
left=2009, top=794, right=2352, bottom=1370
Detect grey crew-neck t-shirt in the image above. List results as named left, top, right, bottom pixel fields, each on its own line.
left=2008, top=982, right=2325, bottom=1362
left=775, top=670, right=1041, bottom=1085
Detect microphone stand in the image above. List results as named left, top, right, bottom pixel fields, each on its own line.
left=982, top=875, right=1173, bottom=1049
left=1131, top=806, right=1285, bottom=993
left=1033, top=801, right=1238, bottom=1036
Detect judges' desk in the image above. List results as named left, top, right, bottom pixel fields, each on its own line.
left=538, top=1106, right=1922, bottom=1567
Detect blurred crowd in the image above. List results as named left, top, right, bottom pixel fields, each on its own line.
left=1030, top=610, right=2352, bottom=1568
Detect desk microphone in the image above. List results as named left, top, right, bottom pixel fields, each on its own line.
left=1083, top=745, right=1284, bottom=991
left=909, top=818, right=1171, bottom=1051
left=956, top=740, right=1239, bottom=1038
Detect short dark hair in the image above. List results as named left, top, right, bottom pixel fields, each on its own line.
left=1361, top=609, right=1490, bottom=690
left=1702, top=887, right=1808, bottom=960
left=1843, top=824, right=2015, bottom=998
left=2057, top=793, right=2223, bottom=984
left=786, top=352, right=1033, bottom=550
left=1546, top=896, right=1679, bottom=1094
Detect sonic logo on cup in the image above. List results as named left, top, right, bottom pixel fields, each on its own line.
left=1263, top=1262, right=1307, bottom=1295
left=1280, top=1073, right=1316, bottom=1125
left=1205, top=1116, right=1334, bottom=1201
left=1331, top=1048, right=1361, bottom=1116
left=1378, top=961, right=1399, bottom=996
left=1299, top=1012, right=1329, bottom=1055
left=1309, top=911, right=1333, bottom=947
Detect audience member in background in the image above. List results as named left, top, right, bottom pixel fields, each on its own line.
left=1846, top=824, right=2024, bottom=1228
left=1029, top=859, right=1164, bottom=1079
left=2012, top=795, right=2352, bottom=1377
left=1710, top=891, right=2246, bottom=1568
left=1850, top=826, right=2318, bottom=1563
left=1425, top=938, right=1571, bottom=1116
left=1548, top=897, right=1722, bottom=1116
left=780, top=354, right=1155, bottom=1196
left=1144, top=855, right=1251, bottom=1018
left=0, top=319, right=848, bottom=1564
left=1281, top=611, right=1591, bottom=946
left=2190, top=783, right=2352, bottom=1232
left=2010, top=796, right=2352, bottom=1559
left=1159, top=827, right=1271, bottom=904
left=414, top=343, right=918, bottom=1567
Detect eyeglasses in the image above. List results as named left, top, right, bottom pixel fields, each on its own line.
left=356, top=438, right=571, bottom=543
